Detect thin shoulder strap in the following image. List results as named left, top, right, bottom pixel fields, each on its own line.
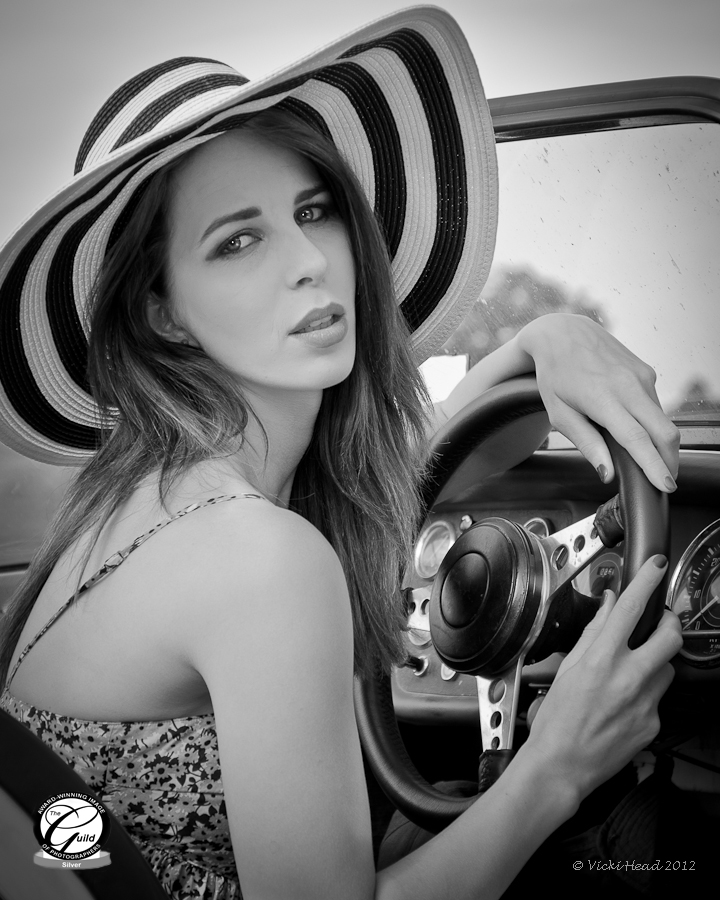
left=6, top=493, right=265, bottom=690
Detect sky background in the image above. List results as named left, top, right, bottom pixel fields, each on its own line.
left=2, top=0, right=719, bottom=244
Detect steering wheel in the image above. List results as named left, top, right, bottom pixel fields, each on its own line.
left=354, top=375, right=669, bottom=832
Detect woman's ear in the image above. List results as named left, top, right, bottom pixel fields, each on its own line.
left=146, top=293, right=193, bottom=345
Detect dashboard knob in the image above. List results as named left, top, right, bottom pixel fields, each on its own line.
left=404, top=655, right=429, bottom=676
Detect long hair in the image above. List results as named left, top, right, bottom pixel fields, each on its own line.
left=0, top=108, right=430, bottom=684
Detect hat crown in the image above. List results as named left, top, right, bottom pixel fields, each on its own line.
left=74, top=57, right=249, bottom=175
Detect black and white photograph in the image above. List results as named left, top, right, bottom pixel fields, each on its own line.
left=0, top=1, right=718, bottom=897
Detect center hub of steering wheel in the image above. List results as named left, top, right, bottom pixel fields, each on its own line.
left=440, top=552, right=490, bottom=627
left=430, top=518, right=543, bottom=675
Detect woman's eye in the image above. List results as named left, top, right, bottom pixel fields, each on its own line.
left=296, top=204, right=329, bottom=225
left=218, top=232, right=256, bottom=256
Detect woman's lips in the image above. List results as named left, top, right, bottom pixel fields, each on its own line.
left=290, top=303, right=346, bottom=335
left=294, top=313, right=335, bottom=334
left=290, top=313, right=348, bottom=348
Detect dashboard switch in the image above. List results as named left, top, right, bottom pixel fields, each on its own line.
left=404, top=655, right=429, bottom=676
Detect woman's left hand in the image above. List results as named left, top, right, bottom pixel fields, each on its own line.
left=516, top=314, right=680, bottom=492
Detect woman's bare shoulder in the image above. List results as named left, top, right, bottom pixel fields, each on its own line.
left=171, top=495, right=342, bottom=577
left=147, top=496, right=351, bottom=659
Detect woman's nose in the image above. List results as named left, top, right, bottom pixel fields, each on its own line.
left=285, top=227, right=328, bottom=288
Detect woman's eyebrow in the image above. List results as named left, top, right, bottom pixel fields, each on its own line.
left=199, top=184, right=327, bottom=243
left=294, top=184, right=327, bottom=205
left=201, top=206, right=261, bottom=242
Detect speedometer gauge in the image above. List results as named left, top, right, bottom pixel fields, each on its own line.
left=668, top=518, right=720, bottom=667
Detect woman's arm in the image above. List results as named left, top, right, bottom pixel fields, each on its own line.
left=182, top=503, right=680, bottom=900
left=431, top=314, right=680, bottom=494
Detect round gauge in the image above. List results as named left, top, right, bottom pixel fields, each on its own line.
left=523, top=516, right=553, bottom=538
left=668, top=518, right=720, bottom=667
left=414, top=519, right=457, bottom=580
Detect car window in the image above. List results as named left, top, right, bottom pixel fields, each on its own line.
left=423, top=122, right=720, bottom=446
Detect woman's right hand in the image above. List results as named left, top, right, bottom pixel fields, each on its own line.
left=522, top=555, right=683, bottom=801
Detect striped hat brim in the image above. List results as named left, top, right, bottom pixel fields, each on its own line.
left=0, top=6, right=497, bottom=465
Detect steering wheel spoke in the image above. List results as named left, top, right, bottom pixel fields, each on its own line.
left=536, top=512, right=607, bottom=602
left=476, top=657, right=524, bottom=752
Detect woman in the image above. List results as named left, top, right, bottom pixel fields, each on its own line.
left=0, top=8, right=681, bottom=900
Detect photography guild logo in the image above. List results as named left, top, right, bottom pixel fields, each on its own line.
left=33, top=792, right=111, bottom=869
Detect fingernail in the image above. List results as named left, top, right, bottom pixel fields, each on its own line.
left=601, top=589, right=614, bottom=605
left=596, top=464, right=609, bottom=484
left=653, top=554, right=668, bottom=568
left=664, top=475, right=677, bottom=492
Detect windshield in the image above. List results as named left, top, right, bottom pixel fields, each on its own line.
left=424, top=121, right=720, bottom=446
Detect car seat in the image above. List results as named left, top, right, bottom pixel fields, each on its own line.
left=0, top=707, right=168, bottom=900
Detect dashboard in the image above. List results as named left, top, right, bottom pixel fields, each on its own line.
left=394, top=448, right=720, bottom=731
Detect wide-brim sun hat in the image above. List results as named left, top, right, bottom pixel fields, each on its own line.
left=0, top=5, right=497, bottom=466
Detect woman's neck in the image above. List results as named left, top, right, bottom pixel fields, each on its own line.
left=214, top=386, right=322, bottom=507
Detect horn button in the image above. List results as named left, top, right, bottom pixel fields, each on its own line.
left=430, top=518, right=543, bottom=676
left=440, top=552, right=490, bottom=627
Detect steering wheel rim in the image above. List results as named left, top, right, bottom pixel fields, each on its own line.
left=355, top=375, right=669, bottom=833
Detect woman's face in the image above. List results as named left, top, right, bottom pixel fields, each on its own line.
left=162, top=129, right=356, bottom=402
